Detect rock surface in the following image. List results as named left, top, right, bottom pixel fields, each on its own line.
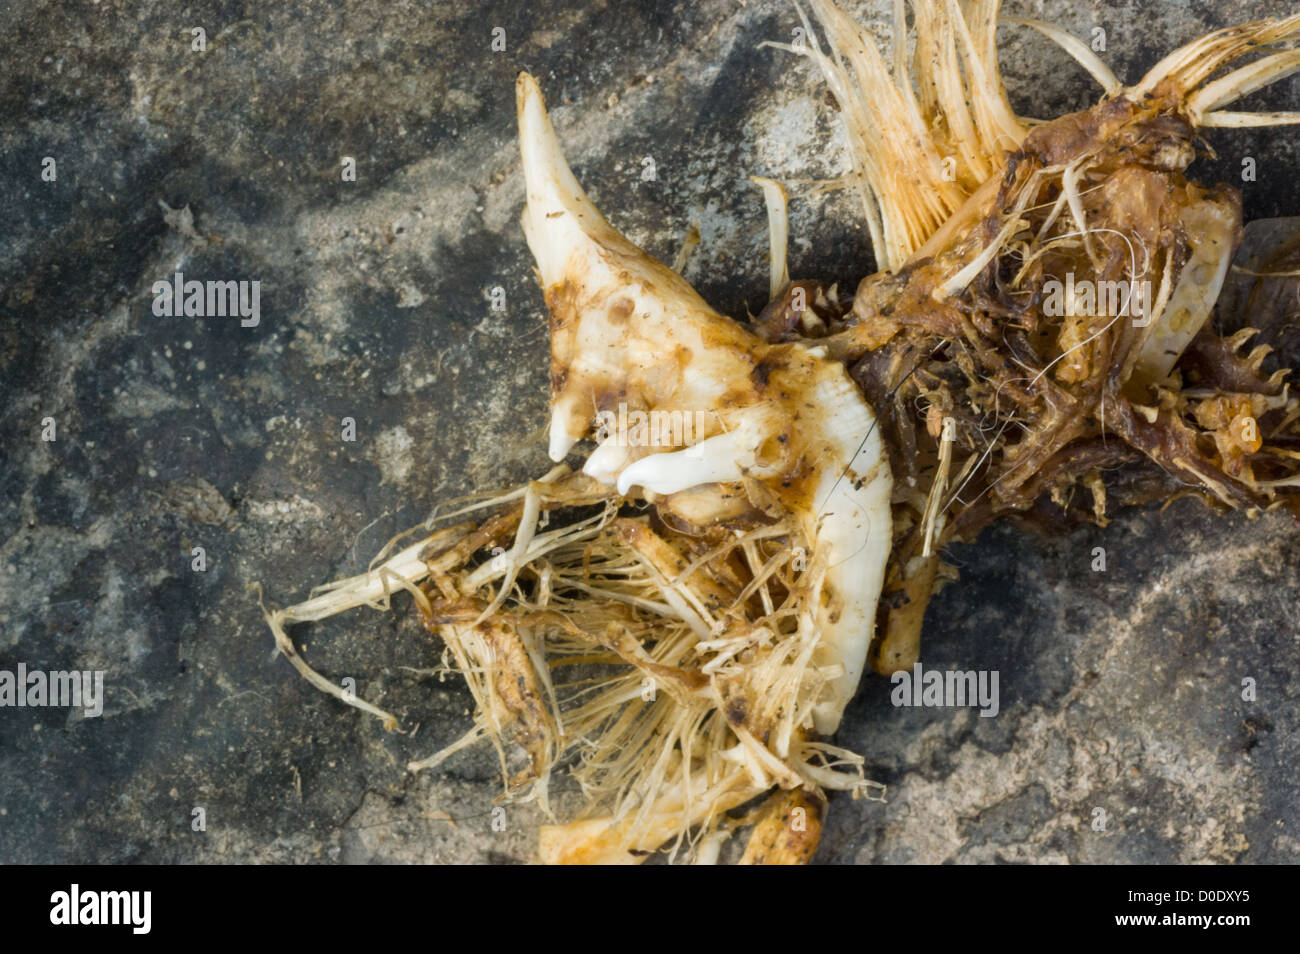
left=1, top=0, right=1297, bottom=863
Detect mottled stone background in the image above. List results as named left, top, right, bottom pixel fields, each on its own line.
left=2, top=0, right=1297, bottom=864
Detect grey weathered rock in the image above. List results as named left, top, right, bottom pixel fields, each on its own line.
left=1, top=0, right=1296, bottom=863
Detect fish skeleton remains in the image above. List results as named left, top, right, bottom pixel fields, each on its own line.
left=264, top=1, right=1300, bottom=864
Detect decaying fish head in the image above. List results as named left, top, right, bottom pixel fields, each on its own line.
left=266, top=1, right=1300, bottom=866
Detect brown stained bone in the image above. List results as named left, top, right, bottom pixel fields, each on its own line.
left=480, top=619, right=557, bottom=794
left=738, top=786, right=828, bottom=865
left=871, top=553, right=939, bottom=675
